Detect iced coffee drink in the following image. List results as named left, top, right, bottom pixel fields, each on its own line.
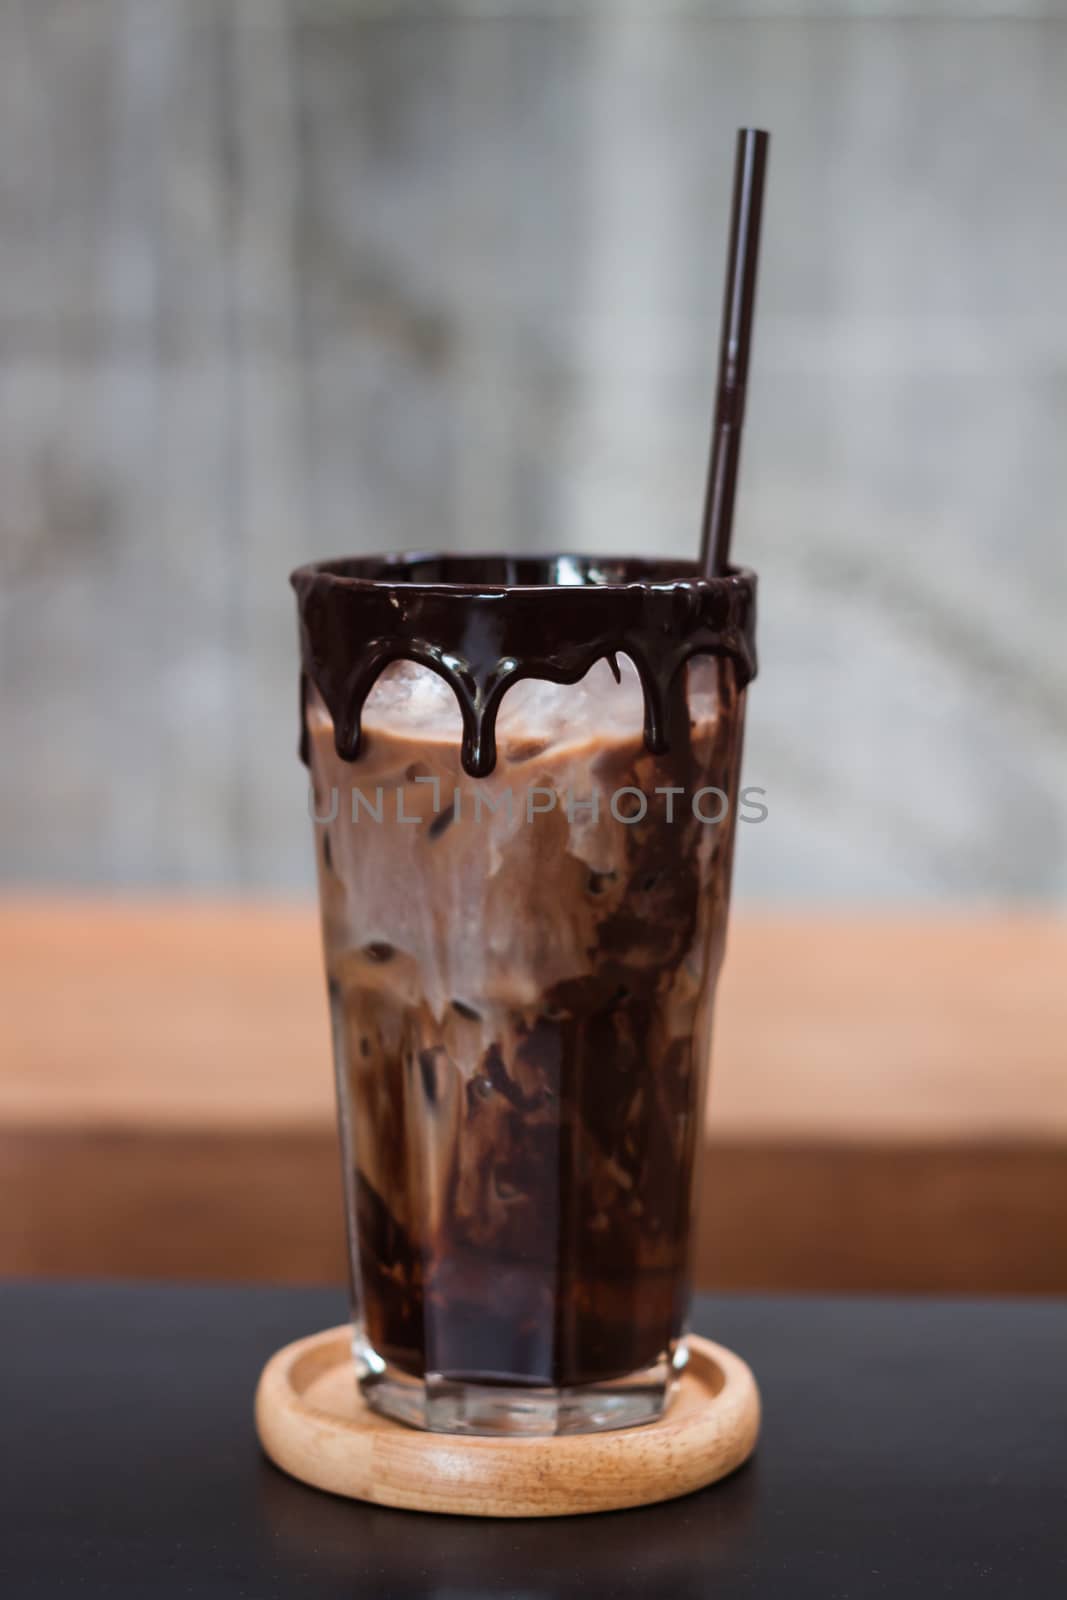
left=293, top=554, right=756, bottom=1435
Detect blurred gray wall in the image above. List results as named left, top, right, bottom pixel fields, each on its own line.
left=2, top=0, right=1066, bottom=898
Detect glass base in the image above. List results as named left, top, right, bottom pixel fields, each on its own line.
left=353, top=1329, right=688, bottom=1436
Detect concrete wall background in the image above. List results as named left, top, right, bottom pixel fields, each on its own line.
left=2, top=1, right=1066, bottom=898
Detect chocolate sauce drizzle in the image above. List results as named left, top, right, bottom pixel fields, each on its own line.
left=291, top=554, right=757, bottom=779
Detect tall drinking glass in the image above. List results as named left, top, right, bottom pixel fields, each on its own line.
left=293, top=553, right=756, bottom=1435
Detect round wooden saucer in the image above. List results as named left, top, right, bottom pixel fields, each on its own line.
left=255, top=1327, right=760, bottom=1518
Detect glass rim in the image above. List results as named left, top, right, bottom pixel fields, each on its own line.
left=290, top=551, right=757, bottom=598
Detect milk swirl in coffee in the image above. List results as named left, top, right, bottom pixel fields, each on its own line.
left=307, top=653, right=744, bottom=1391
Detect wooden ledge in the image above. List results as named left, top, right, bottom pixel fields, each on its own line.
left=2, top=898, right=1065, bottom=1292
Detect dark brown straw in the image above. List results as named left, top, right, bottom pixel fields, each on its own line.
left=699, top=127, right=770, bottom=577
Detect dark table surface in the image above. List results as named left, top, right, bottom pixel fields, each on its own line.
left=2, top=1282, right=1065, bottom=1598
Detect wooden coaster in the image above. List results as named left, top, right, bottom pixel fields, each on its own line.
left=255, top=1327, right=760, bottom=1518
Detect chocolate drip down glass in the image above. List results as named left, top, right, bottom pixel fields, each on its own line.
left=293, top=554, right=756, bottom=1436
